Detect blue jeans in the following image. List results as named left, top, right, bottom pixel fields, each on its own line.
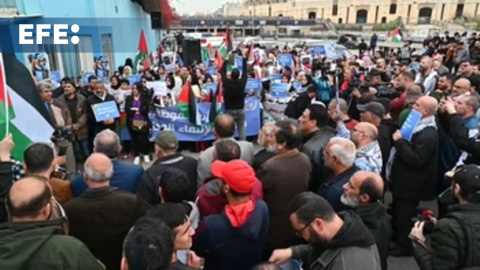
left=225, top=109, right=246, bottom=140
left=77, top=138, right=90, bottom=158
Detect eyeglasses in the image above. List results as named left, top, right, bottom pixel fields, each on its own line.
left=295, top=217, right=317, bottom=237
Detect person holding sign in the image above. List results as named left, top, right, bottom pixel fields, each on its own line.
left=125, top=83, right=151, bottom=165
left=85, top=82, right=120, bottom=153
left=389, top=96, right=439, bottom=257
left=221, top=50, right=248, bottom=140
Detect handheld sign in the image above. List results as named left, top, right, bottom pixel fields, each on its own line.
left=206, top=66, right=216, bottom=75
left=293, top=81, right=303, bottom=92
left=147, top=81, right=167, bottom=97
left=278, top=54, right=293, bottom=67
left=245, top=78, right=262, bottom=93
left=50, top=70, right=61, bottom=83
left=269, top=74, right=282, bottom=82
left=127, top=74, right=142, bottom=84
left=400, top=109, right=422, bottom=141
left=270, top=83, right=289, bottom=98
left=202, top=83, right=218, bottom=94
left=235, top=56, right=244, bottom=72
left=91, top=100, right=120, bottom=122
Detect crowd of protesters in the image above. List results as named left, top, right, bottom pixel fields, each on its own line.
left=0, top=29, right=480, bottom=269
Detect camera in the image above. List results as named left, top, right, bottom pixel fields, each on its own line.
left=412, top=208, right=435, bottom=234
left=50, top=126, right=75, bottom=156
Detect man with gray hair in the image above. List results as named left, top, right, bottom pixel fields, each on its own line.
left=64, top=153, right=146, bottom=270
left=317, top=137, right=359, bottom=212
left=70, top=129, right=143, bottom=197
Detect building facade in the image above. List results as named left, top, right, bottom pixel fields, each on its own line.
left=238, top=0, right=480, bottom=25
left=0, top=0, right=158, bottom=79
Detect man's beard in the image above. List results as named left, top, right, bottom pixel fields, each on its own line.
left=340, top=194, right=360, bottom=208
left=266, top=144, right=278, bottom=153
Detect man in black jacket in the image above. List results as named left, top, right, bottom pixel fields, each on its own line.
left=390, top=96, right=439, bottom=256
left=269, top=192, right=381, bottom=270
left=298, top=104, right=335, bottom=191
left=221, top=50, right=248, bottom=140
left=284, top=85, right=317, bottom=120
left=341, top=171, right=390, bottom=270
left=410, top=164, right=480, bottom=269
left=85, top=81, right=119, bottom=153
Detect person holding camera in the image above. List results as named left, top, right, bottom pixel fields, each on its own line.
left=37, top=82, right=76, bottom=174
left=410, top=164, right=480, bottom=269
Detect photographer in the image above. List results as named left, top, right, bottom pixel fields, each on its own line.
left=37, top=82, right=76, bottom=174
left=410, top=164, right=480, bottom=269
left=367, top=69, right=398, bottom=100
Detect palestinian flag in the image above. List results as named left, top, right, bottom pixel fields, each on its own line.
left=225, top=26, right=235, bottom=66
left=0, top=53, right=54, bottom=160
left=178, top=80, right=201, bottom=126
left=202, top=46, right=210, bottom=62
left=133, top=29, right=150, bottom=73
left=208, top=81, right=223, bottom=124
left=217, top=42, right=233, bottom=72
left=390, top=28, right=403, bottom=43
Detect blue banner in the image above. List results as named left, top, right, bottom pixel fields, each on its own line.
left=269, top=74, right=282, bottom=81
left=293, top=81, right=303, bottom=91
left=150, top=97, right=261, bottom=141
left=278, top=54, right=293, bottom=67
left=127, top=74, right=142, bottom=84
left=206, top=66, right=216, bottom=75
left=270, top=83, right=289, bottom=98
left=50, top=70, right=61, bottom=83
left=400, top=109, right=422, bottom=141
left=202, top=83, right=218, bottom=94
left=91, top=100, right=120, bottom=122
left=235, top=56, right=244, bottom=72
left=245, top=78, right=262, bottom=93
left=311, top=45, right=326, bottom=57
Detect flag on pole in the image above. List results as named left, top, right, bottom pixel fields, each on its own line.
left=208, top=81, right=223, bottom=124
left=0, top=53, right=54, bottom=160
left=390, top=28, right=403, bottom=43
left=202, top=46, right=210, bottom=62
left=133, top=29, right=150, bottom=73
left=178, top=80, right=201, bottom=126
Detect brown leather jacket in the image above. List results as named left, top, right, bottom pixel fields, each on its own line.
left=50, top=99, right=72, bottom=129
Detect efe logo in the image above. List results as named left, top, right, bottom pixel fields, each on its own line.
left=19, top=24, right=80, bottom=45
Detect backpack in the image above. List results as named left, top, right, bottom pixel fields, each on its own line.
left=445, top=211, right=480, bottom=269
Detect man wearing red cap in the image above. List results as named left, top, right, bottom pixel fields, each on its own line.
left=192, top=160, right=269, bottom=270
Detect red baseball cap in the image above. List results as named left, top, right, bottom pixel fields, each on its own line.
left=211, top=160, right=255, bottom=193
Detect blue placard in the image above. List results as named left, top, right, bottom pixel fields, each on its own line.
left=127, top=75, right=142, bottom=84
left=293, top=81, right=303, bottom=91
left=278, top=54, right=293, bottom=67
left=202, top=83, right=218, bottom=94
left=81, top=72, right=95, bottom=86
left=50, top=70, right=61, bottom=83
left=270, top=83, right=289, bottom=98
left=91, top=100, right=120, bottom=122
left=311, top=45, right=326, bottom=56
left=245, top=78, right=262, bottom=93
left=269, top=74, right=282, bottom=81
left=206, top=66, right=216, bottom=75
left=400, top=109, right=422, bottom=141
left=149, top=96, right=261, bottom=141
left=235, top=56, right=243, bottom=71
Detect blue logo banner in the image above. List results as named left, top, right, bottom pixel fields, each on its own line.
left=127, top=75, right=142, bottom=84
left=91, top=100, right=120, bottom=122
left=150, top=97, right=261, bottom=141
left=270, top=83, right=289, bottom=98
left=269, top=74, right=282, bottom=82
left=311, top=45, right=326, bottom=57
left=235, top=55, right=244, bottom=71
left=400, top=109, right=422, bottom=141
left=202, top=83, right=218, bottom=94
left=245, top=78, right=262, bottom=93
left=278, top=54, right=293, bottom=67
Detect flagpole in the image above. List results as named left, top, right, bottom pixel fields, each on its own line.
left=0, top=53, right=9, bottom=136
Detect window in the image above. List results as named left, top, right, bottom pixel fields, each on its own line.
left=338, top=18, right=343, bottom=24
left=332, top=4, right=338, bottom=16
left=389, top=4, right=397, bottom=14
left=101, top=34, right=115, bottom=72
left=381, top=17, right=387, bottom=23
left=308, top=11, right=316, bottom=19
left=456, top=4, right=464, bottom=18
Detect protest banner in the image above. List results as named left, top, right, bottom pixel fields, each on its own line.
left=270, top=82, right=289, bottom=99
left=400, top=109, right=422, bottom=141
left=278, top=54, right=293, bottom=67
left=91, top=100, right=120, bottom=122
left=245, top=78, right=262, bottom=93
left=149, top=96, right=261, bottom=141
